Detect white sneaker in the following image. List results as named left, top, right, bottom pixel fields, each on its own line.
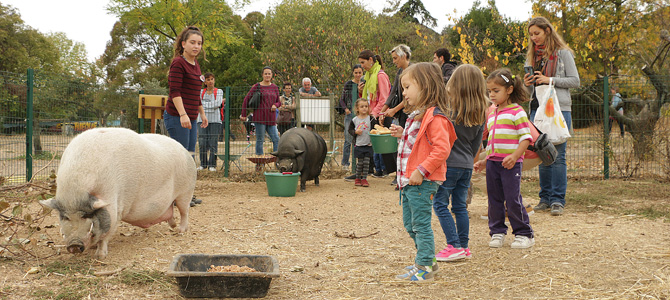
left=208, top=167, right=217, bottom=172
left=196, top=166, right=205, bottom=170
left=489, top=233, right=505, bottom=248
left=510, top=235, right=535, bottom=249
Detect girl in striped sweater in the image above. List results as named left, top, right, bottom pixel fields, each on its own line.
left=474, top=68, right=535, bottom=249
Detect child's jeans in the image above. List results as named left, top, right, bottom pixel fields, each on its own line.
left=486, top=160, right=533, bottom=238
left=433, top=167, right=472, bottom=249
left=401, top=180, right=439, bottom=266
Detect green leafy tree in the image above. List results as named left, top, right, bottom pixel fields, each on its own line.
left=395, top=0, right=437, bottom=28
left=0, top=4, right=60, bottom=73
left=445, top=0, right=527, bottom=73
left=262, top=0, right=400, bottom=87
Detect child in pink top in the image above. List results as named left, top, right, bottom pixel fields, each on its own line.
left=474, top=68, right=534, bottom=249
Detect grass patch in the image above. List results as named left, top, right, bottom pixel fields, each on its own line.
left=54, top=278, right=104, bottom=300
left=30, top=289, right=55, bottom=299
left=10, top=151, right=60, bottom=161
left=116, top=269, right=169, bottom=286
left=521, top=178, right=670, bottom=222
left=43, top=258, right=93, bottom=275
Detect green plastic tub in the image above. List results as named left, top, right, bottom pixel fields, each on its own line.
left=369, top=134, right=398, bottom=154
left=264, top=172, right=300, bottom=197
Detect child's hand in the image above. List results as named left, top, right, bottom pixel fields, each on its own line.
left=408, top=170, right=423, bottom=185
left=355, top=129, right=362, bottom=135
left=473, top=160, right=485, bottom=172
left=502, top=155, right=517, bottom=169
left=390, top=124, right=403, bottom=138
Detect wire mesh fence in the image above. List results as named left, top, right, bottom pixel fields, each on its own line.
left=2, top=69, right=669, bottom=186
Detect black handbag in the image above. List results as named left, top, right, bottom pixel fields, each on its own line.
left=247, top=84, right=261, bottom=111
left=528, top=123, right=558, bottom=166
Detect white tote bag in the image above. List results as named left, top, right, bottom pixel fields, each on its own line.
left=533, top=79, right=571, bottom=144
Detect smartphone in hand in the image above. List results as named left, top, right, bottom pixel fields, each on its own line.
left=524, top=66, right=535, bottom=83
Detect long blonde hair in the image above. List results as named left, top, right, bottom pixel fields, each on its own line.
left=446, top=64, right=488, bottom=126
left=525, top=17, right=572, bottom=63
left=400, top=62, right=447, bottom=120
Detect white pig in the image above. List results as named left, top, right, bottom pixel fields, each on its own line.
left=40, top=128, right=196, bottom=259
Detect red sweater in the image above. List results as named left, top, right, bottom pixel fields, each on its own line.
left=167, top=56, right=203, bottom=120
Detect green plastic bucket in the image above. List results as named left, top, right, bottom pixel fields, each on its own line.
left=264, top=172, right=300, bottom=197
left=369, top=134, right=398, bottom=154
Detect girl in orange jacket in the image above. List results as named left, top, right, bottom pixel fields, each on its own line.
left=390, top=62, right=456, bottom=281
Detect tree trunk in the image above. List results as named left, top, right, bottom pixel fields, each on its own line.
left=33, top=118, right=43, bottom=155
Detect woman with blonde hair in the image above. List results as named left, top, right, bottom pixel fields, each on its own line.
left=523, top=16, right=580, bottom=216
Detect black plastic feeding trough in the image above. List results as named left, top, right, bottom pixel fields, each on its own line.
left=167, top=254, right=279, bottom=298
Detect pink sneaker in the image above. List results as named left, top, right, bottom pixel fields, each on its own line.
left=463, top=248, right=472, bottom=259
left=435, top=245, right=466, bottom=261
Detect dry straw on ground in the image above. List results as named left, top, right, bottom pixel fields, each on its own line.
left=1, top=171, right=669, bottom=299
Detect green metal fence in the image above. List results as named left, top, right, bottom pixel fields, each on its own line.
left=2, top=69, right=669, bottom=186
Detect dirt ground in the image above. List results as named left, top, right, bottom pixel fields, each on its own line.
left=1, top=169, right=670, bottom=299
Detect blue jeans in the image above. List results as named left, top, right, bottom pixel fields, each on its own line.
left=342, top=113, right=353, bottom=166
left=401, top=180, right=439, bottom=266
left=433, top=167, right=472, bottom=249
left=164, top=111, right=197, bottom=152
left=254, top=122, right=280, bottom=155
left=530, top=110, right=571, bottom=207
left=197, top=122, right=222, bottom=168
left=373, top=153, right=385, bottom=173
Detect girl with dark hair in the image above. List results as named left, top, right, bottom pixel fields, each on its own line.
left=475, top=68, right=534, bottom=249
left=240, top=66, right=282, bottom=155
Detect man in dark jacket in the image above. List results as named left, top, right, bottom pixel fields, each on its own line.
left=434, top=48, right=457, bottom=83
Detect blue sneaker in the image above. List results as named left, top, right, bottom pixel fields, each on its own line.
left=399, top=258, right=438, bottom=279
left=397, top=265, right=435, bottom=281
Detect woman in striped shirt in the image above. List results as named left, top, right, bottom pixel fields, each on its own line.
left=164, top=26, right=208, bottom=153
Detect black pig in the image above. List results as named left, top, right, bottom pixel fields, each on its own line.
left=271, top=128, right=327, bottom=192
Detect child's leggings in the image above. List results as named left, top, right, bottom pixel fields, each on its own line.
left=356, top=157, right=370, bottom=179
left=486, top=160, right=533, bottom=238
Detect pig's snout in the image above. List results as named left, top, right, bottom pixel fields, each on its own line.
left=279, top=166, right=288, bottom=172
left=67, top=242, right=85, bottom=254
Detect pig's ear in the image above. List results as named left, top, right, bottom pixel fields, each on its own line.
left=294, top=150, right=304, bottom=156
left=39, top=198, right=58, bottom=210
left=270, top=151, right=278, bottom=157
left=89, top=195, right=109, bottom=210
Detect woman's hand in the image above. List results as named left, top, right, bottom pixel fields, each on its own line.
left=345, top=108, right=351, bottom=115
left=384, top=107, right=397, bottom=118
left=408, top=169, right=423, bottom=185
left=180, top=114, right=191, bottom=129
left=200, top=115, right=209, bottom=128
left=358, top=82, right=365, bottom=93
left=271, top=105, right=277, bottom=112
left=390, top=124, right=403, bottom=138
left=240, top=115, right=246, bottom=121
left=523, top=73, right=534, bottom=86
left=532, top=71, right=550, bottom=85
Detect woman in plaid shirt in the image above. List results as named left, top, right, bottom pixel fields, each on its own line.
left=390, top=63, right=456, bottom=281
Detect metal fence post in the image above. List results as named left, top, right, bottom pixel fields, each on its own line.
left=603, top=76, right=610, bottom=179
left=26, top=68, right=34, bottom=182
left=224, top=86, right=231, bottom=177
